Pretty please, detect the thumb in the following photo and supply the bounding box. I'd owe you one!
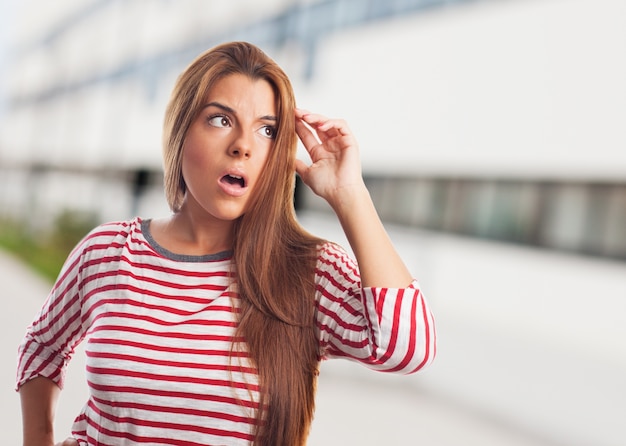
[294,159,309,180]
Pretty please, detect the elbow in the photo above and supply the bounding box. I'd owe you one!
[406,342,436,375]
[366,330,437,375]
[407,319,437,374]
[388,321,437,375]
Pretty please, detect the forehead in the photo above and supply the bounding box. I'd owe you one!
[204,73,277,114]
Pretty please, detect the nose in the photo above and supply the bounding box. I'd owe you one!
[228,128,252,159]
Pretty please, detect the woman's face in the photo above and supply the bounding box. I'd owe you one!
[181,73,277,222]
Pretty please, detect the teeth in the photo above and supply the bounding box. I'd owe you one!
[223,174,245,187]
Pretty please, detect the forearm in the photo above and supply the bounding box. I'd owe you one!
[330,181,413,288]
[19,376,60,446]
[294,109,414,288]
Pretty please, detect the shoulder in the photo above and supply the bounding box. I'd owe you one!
[80,218,140,246]
[316,241,352,264]
[70,217,144,259]
[51,218,145,287]
[315,241,360,284]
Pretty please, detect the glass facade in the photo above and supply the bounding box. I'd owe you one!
[346,176,626,261]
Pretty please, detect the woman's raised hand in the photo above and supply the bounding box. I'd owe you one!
[294,108,366,210]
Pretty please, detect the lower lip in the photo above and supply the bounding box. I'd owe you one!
[218,178,248,197]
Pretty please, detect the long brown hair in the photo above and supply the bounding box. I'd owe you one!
[163,41,323,445]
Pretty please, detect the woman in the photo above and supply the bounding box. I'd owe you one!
[17,41,436,446]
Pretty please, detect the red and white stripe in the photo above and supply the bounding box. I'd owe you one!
[17,218,436,445]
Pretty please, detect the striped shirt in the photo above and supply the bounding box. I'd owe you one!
[16,218,436,445]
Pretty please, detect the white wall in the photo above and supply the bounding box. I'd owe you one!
[3,0,625,180]
[294,0,626,180]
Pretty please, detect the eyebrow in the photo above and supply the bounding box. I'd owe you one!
[203,101,277,122]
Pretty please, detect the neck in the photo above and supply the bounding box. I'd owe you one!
[154,206,235,256]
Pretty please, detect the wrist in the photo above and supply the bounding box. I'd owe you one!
[327,181,371,215]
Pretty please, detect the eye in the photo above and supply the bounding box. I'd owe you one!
[208,115,230,128]
[259,125,276,139]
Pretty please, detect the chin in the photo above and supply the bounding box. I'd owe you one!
[213,208,246,222]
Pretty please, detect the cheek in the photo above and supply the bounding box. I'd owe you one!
[255,146,273,175]
[181,147,210,189]
[182,140,206,166]
[182,136,220,180]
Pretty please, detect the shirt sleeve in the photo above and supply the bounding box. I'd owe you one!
[15,234,91,391]
[314,242,436,374]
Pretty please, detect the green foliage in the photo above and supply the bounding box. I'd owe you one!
[51,209,99,256]
[0,209,99,282]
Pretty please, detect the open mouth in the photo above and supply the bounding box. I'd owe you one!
[221,174,246,188]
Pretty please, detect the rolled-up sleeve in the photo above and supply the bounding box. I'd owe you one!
[16,240,87,391]
[314,242,436,374]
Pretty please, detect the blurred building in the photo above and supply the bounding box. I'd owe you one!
[1,1,625,445]
[1,0,625,260]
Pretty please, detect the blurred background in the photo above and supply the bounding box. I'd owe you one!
[1,0,625,445]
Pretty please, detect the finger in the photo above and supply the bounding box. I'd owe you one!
[295,109,354,147]
[294,107,311,119]
[297,112,347,133]
[295,118,321,152]
[301,115,351,143]
[294,158,309,179]
[316,118,351,137]
[298,112,332,133]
